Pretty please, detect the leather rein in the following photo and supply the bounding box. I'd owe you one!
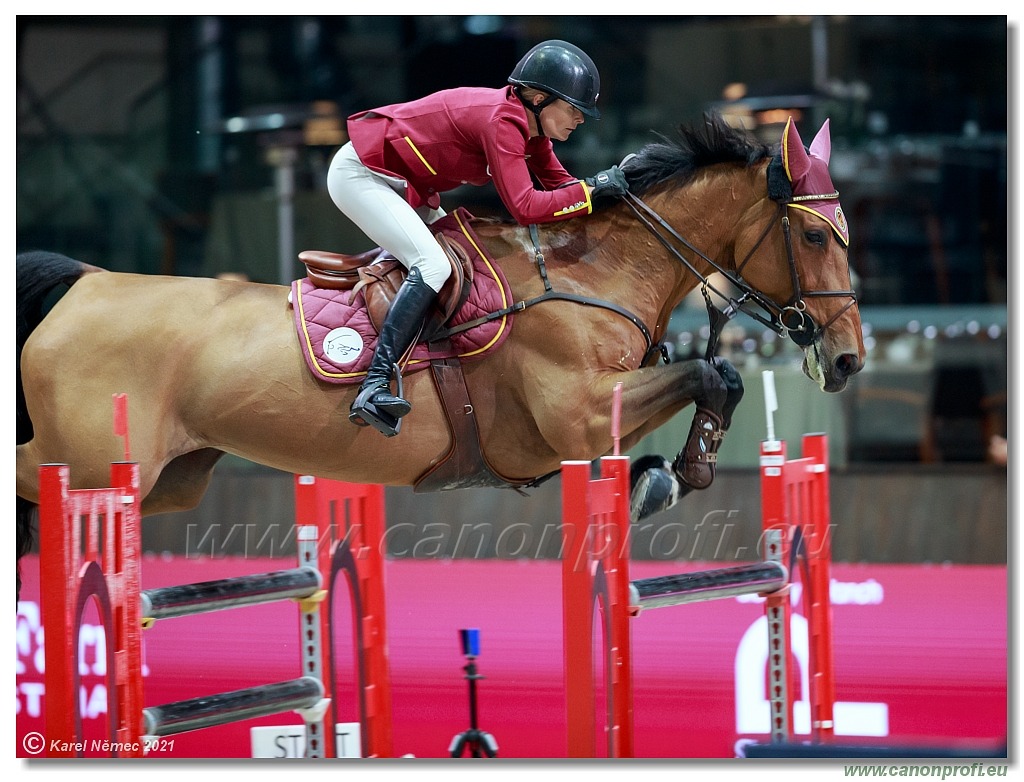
[430,224,666,365]
[621,186,858,359]
[432,162,857,365]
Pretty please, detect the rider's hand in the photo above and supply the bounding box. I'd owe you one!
[583,165,629,198]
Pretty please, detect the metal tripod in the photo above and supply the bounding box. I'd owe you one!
[448,628,498,758]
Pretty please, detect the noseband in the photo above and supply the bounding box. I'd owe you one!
[621,183,858,358]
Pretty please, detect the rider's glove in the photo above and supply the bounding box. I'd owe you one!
[583,165,629,199]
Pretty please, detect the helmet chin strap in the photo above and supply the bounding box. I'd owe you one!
[514,86,556,138]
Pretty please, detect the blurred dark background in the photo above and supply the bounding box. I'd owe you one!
[16,16,1007,294]
[16,16,1009,561]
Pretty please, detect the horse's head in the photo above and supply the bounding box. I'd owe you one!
[617,113,864,392]
[732,117,865,392]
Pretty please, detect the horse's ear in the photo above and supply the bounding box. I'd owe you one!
[783,117,833,184]
[781,116,810,184]
[808,118,832,165]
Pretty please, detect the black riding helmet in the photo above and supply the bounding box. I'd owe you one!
[508,40,601,124]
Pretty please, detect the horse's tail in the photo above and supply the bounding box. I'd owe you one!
[16,251,98,597]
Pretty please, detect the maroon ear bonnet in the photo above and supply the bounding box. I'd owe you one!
[782,117,849,246]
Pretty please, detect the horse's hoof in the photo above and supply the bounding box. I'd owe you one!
[629,455,680,522]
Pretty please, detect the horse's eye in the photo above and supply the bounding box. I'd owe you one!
[805,230,826,246]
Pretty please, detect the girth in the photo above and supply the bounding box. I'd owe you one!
[414,343,555,494]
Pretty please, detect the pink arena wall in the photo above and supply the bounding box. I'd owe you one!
[16,555,1006,759]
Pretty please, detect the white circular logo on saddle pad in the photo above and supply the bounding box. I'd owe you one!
[323,327,364,364]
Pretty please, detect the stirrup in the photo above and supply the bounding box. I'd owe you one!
[349,398,403,437]
[348,367,407,437]
[672,407,725,490]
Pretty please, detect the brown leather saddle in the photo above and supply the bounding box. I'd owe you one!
[299,234,473,338]
[298,231,532,494]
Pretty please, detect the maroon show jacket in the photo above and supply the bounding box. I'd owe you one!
[346,86,593,224]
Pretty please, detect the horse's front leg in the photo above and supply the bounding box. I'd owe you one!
[672,356,744,489]
[616,357,744,521]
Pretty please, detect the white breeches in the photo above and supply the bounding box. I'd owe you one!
[327,142,452,293]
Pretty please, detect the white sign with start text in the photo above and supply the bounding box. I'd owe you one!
[251,723,361,758]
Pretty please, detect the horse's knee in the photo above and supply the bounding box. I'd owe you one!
[686,357,745,426]
[691,359,729,413]
[710,357,744,429]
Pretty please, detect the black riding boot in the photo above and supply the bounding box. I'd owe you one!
[349,266,437,436]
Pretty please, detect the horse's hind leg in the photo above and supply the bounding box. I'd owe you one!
[15,436,144,602]
[14,443,224,599]
[16,441,225,517]
[16,496,37,602]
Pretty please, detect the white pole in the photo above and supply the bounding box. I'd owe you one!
[269,146,298,286]
[611,382,623,456]
[762,369,779,446]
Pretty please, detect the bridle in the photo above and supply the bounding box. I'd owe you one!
[433,156,858,368]
[621,171,858,360]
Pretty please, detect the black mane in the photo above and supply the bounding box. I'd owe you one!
[620,112,775,198]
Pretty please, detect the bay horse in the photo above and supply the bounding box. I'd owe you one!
[16,113,864,595]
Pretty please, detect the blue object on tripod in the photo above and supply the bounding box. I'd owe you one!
[460,628,481,657]
[449,628,498,757]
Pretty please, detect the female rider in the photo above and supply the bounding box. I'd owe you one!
[327,39,628,437]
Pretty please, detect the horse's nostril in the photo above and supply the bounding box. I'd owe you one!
[834,352,862,378]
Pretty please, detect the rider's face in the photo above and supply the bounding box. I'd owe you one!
[537,98,585,141]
